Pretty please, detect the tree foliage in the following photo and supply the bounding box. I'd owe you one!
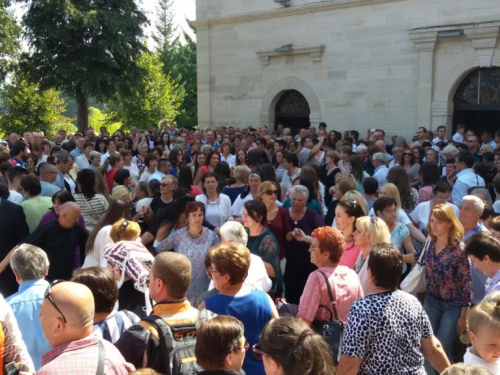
[106,51,184,130]
[19,0,148,132]
[0,0,21,82]
[0,76,75,137]
[154,0,197,128]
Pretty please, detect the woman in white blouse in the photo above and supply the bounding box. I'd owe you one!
[220,141,236,168]
[195,171,232,232]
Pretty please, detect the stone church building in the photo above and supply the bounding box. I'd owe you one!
[192,0,500,140]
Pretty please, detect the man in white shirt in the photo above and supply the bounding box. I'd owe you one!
[147,158,170,183]
[280,152,301,194]
[8,166,28,204]
[414,127,427,145]
[432,125,448,144]
[74,142,95,170]
[452,151,485,207]
[372,153,389,190]
[481,130,497,150]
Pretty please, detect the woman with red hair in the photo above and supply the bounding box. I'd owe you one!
[296,226,363,324]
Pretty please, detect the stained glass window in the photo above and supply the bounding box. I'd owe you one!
[454,68,500,109]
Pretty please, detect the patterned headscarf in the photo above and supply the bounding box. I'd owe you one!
[103,240,154,314]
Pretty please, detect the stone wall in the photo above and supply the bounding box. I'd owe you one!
[193,0,500,140]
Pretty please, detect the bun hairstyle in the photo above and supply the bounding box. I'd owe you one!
[259,317,335,375]
[461,291,500,345]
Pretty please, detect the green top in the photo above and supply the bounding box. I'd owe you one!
[21,197,53,233]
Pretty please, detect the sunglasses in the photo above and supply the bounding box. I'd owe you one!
[403,153,412,156]
[264,190,279,196]
[44,280,68,323]
[160,183,175,187]
[253,343,267,360]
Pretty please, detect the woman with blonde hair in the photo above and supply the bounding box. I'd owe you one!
[341,190,368,215]
[353,216,391,292]
[403,204,471,366]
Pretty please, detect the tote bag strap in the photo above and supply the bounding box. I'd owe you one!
[417,236,432,266]
[318,271,340,322]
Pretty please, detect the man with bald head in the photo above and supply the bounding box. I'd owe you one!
[0,203,88,282]
[38,281,134,374]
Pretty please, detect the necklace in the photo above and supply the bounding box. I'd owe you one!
[291,208,305,225]
[186,226,203,239]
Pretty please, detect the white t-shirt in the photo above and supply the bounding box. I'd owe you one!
[82,225,113,268]
[464,347,500,374]
[410,201,459,231]
[8,190,24,204]
[494,200,500,214]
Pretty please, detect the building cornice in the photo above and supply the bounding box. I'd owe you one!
[256,45,325,66]
[191,0,403,28]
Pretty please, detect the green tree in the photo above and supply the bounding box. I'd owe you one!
[0,76,74,137]
[19,0,148,132]
[106,51,184,130]
[0,0,21,82]
[154,0,197,128]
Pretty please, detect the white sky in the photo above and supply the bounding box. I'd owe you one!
[140,0,197,43]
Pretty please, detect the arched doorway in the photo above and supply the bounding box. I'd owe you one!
[453,67,500,135]
[274,90,310,134]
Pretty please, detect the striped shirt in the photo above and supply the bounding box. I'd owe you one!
[73,193,109,233]
[93,310,140,344]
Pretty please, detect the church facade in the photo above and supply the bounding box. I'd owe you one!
[192,0,500,139]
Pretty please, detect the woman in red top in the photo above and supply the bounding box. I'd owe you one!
[256,181,290,297]
[194,151,220,186]
[105,154,124,191]
[334,200,365,269]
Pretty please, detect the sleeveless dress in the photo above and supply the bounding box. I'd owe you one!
[205,290,272,375]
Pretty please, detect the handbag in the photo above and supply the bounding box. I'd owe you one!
[311,271,344,364]
[400,236,431,294]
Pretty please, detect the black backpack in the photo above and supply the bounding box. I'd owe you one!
[142,309,215,375]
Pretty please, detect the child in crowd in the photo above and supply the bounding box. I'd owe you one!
[463,292,500,374]
[453,123,466,143]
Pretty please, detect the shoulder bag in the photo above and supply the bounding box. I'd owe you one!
[311,271,344,364]
[400,236,431,294]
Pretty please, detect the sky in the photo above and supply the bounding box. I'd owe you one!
[140,0,197,43]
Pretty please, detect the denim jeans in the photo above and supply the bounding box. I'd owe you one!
[423,294,461,374]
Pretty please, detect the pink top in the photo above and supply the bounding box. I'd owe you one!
[297,266,363,324]
[338,242,361,269]
[418,185,433,203]
[190,185,202,198]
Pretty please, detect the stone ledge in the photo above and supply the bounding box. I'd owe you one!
[256,45,325,66]
[191,0,404,28]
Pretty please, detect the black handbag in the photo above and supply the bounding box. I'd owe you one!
[311,271,344,364]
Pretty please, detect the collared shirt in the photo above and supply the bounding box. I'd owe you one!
[147,170,166,183]
[52,169,66,191]
[38,334,134,375]
[201,140,220,152]
[280,168,301,194]
[373,165,389,190]
[432,136,448,145]
[69,148,84,159]
[483,140,497,149]
[486,269,500,296]
[452,168,485,207]
[465,223,490,304]
[40,182,61,198]
[6,279,51,370]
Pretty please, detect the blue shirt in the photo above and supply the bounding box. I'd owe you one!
[6,279,51,370]
[147,170,166,183]
[40,182,61,198]
[70,148,84,159]
[452,168,485,207]
[464,223,490,304]
[373,165,389,189]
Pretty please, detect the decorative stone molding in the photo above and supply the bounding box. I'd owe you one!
[408,31,438,52]
[192,0,403,28]
[256,45,325,67]
[464,26,499,67]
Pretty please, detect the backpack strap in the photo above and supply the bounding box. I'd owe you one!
[141,315,172,373]
[195,309,217,330]
[96,340,105,375]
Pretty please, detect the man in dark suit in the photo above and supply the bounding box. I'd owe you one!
[0,179,29,297]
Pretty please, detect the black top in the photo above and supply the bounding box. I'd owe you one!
[118,279,147,318]
[149,197,173,221]
[20,219,88,281]
[321,165,341,207]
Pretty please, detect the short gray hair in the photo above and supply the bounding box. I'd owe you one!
[89,151,100,160]
[10,244,49,280]
[372,152,389,165]
[57,151,70,164]
[138,142,148,150]
[462,195,485,212]
[355,144,367,153]
[233,165,251,182]
[471,188,493,205]
[290,185,309,201]
[220,221,248,246]
[442,145,459,158]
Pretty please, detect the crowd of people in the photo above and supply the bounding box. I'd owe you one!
[0,121,500,375]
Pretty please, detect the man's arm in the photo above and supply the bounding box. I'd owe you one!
[307,137,325,159]
[421,336,450,373]
[336,355,362,375]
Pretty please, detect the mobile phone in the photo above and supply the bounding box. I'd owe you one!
[370,128,376,133]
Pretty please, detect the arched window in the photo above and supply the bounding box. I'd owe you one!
[274,90,310,133]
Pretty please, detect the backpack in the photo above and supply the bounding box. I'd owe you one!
[142,309,215,375]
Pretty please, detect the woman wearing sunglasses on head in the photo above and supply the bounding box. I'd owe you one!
[254,316,335,375]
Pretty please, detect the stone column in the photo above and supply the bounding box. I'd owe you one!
[196,20,212,129]
[409,31,438,130]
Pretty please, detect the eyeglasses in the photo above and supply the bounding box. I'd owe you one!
[403,153,412,156]
[253,343,268,360]
[160,183,175,187]
[207,267,220,274]
[382,209,398,215]
[264,190,279,196]
[44,280,68,323]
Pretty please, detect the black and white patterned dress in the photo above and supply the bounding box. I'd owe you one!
[342,290,432,374]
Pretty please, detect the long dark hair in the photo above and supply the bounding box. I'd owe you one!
[214,161,232,191]
[387,166,414,212]
[76,169,96,200]
[347,155,366,182]
[260,163,282,201]
[156,196,194,238]
[178,165,194,190]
